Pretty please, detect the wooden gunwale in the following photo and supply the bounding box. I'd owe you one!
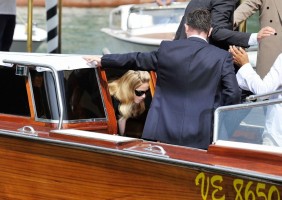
[1,128,282,185]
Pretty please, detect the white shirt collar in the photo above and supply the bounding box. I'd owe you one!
[188,35,208,43]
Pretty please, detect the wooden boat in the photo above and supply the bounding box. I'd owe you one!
[10,24,47,52]
[0,51,281,199]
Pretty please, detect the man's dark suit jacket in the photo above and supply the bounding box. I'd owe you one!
[102,37,240,149]
[175,0,251,50]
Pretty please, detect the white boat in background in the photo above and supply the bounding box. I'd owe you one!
[101,2,189,51]
[10,23,47,52]
[101,2,258,67]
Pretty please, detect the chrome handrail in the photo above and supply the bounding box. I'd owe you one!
[246,89,282,102]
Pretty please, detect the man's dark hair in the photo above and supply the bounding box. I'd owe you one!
[186,9,211,33]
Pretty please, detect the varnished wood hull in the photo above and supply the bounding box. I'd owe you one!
[1,132,281,200]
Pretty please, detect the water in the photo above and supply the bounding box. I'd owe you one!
[17,6,259,55]
[17,6,148,55]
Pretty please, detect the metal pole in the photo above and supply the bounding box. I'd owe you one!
[27,0,33,52]
[58,0,62,53]
[45,0,59,53]
[238,0,247,32]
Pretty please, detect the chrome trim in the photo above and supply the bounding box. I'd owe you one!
[246,89,282,101]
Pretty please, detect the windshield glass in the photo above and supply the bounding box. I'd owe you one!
[214,98,282,150]
[128,7,184,29]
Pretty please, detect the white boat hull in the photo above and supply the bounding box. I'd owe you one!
[10,24,47,52]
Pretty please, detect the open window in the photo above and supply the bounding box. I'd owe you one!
[62,68,107,121]
[104,68,155,138]
[0,65,30,116]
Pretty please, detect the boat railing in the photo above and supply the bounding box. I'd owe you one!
[246,89,282,102]
[213,90,282,151]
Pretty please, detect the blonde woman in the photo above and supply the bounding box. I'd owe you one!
[108,70,151,135]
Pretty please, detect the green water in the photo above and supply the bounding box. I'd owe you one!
[246,12,260,33]
[17,7,260,55]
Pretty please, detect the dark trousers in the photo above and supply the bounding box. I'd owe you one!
[0,14,16,51]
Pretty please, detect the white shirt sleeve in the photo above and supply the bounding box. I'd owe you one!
[248,33,258,46]
[236,54,282,94]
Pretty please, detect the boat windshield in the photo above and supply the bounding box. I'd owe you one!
[214,95,282,151]
[128,7,184,29]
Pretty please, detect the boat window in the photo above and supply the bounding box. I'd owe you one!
[30,70,53,119]
[0,65,30,116]
[110,10,122,30]
[104,69,152,138]
[128,7,184,29]
[63,68,106,121]
[213,97,282,150]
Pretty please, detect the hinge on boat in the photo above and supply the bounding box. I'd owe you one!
[18,126,37,136]
[124,143,169,158]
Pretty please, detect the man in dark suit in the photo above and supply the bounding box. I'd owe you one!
[175,0,255,50]
[84,9,240,149]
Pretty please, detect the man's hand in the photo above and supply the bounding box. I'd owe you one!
[229,45,249,67]
[83,56,102,68]
[257,26,276,43]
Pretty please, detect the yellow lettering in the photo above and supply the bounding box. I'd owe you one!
[195,172,209,200]
[233,179,244,200]
[195,173,281,200]
[244,181,255,200]
[268,185,280,200]
[256,183,267,200]
[211,175,225,200]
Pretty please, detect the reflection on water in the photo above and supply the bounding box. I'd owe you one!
[17,7,259,55]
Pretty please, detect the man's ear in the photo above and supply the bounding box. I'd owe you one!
[184,24,189,36]
[208,27,213,37]
[185,24,189,34]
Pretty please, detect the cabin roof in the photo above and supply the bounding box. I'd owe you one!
[0,52,96,71]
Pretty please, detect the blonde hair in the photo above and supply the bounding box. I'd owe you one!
[109,70,151,119]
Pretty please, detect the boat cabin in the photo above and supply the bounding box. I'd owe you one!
[0,52,281,199]
[110,3,187,36]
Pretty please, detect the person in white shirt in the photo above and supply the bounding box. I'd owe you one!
[0,0,16,51]
[230,45,282,146]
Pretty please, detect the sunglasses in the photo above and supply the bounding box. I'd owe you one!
[135,89,149,97]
